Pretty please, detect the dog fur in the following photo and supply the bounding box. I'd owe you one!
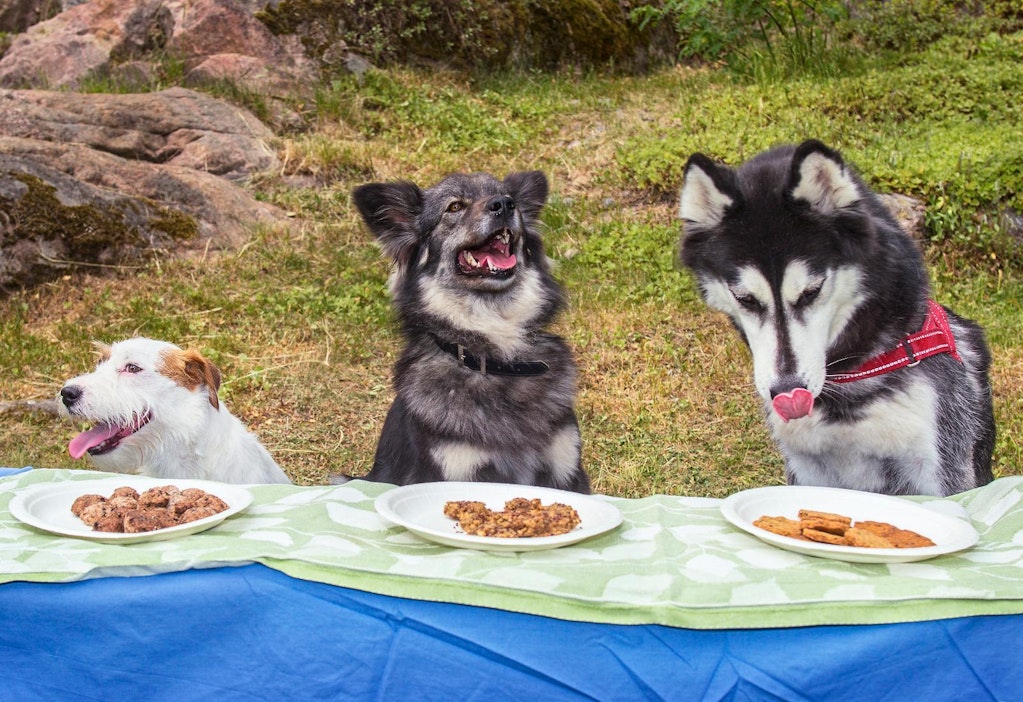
[678,139,995,496]
[351,170,590,493]
[58,337,290,484]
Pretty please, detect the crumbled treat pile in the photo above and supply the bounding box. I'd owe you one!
[753,509,936,548]
[70,485,230,533]
[443,497,581,538]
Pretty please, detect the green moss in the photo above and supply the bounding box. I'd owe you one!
[3,172,197,258]
[147,206,200,242]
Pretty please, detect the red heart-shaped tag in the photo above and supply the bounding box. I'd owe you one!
[772,388,814,422]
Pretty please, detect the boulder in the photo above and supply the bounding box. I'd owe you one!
[0,87,279,180]
[0,0,174,88]
[0,135,288,294]
[1,148,195,293]
[0,0,314,96]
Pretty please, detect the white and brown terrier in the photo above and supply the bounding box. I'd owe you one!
[58,337,290,484]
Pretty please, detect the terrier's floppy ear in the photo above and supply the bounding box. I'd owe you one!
[162,348,222,410]
[787,139,862,215]
[352,181,424,274]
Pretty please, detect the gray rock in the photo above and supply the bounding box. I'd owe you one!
[0,87,279,180]
[1,136,288,294]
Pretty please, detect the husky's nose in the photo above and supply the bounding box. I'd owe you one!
[488,195,515,218]
[60,385,82,408]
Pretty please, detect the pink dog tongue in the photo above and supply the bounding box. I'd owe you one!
[68,423,121,459]
[772,388,815,422]
[475,239,516,270]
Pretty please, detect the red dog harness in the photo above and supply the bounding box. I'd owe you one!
[826,300,962,384]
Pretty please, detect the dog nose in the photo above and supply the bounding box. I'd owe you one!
[60,385,82,407]
[487,195,515,217]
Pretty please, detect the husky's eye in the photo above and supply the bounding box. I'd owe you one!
[733,293,764,313]
[123,363,143,374]
[445,201,465,213]
[795,283,823,309]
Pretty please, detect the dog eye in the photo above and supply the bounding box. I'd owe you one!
[795,284,823,308]
[733,293,764,313]
[123,363,143,374]
[445,201,465,213]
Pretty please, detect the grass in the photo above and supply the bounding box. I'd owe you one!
[2,37,1022,498]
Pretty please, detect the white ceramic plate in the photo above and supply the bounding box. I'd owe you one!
[9,476,253,544]
[721,485,979,563]
[375,482,623,552]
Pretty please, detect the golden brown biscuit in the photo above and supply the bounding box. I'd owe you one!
[799,516,850,535]
[753,510,936,549]
[798,510,852,527]
[844,527,894,548]
[801,528,848,545]
[753,515,807,540]
[854,521,935,548]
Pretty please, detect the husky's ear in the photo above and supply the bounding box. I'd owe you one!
[787,140,862,215]
[351,181,423,267]
[504,171,549,220]
[679,154,736,229]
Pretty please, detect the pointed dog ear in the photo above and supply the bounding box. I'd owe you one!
[351,181,423,271]
[503,170,549,220]
[787,139,863,214]
[679,153,737,231]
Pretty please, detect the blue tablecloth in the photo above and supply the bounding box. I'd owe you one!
[2,466,1021,701]
[2,563,1021,702]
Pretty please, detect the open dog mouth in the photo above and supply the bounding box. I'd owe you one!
[457,229,517,277]
[68,410,153,459]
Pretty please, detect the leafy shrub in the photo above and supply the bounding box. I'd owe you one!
[630,0,851,79]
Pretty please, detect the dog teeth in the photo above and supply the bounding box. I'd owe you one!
[498,231,509,244]
[465,252,480,267]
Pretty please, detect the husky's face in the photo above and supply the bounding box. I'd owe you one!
[679,140,873,420]
[699,259,863,403]
[353,171,559,350]
[58,338,221,468]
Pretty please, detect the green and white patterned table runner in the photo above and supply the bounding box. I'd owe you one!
[2,469,1022,629]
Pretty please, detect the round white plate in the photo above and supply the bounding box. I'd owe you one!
[9,476,253,544]
[375,482,623,553]
[721,485,979,563]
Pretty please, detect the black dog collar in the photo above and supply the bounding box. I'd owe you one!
[431,335,550,377]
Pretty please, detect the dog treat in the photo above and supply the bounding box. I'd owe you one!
[71,485,229,533]
[444,497,581,538]
[753,510,935,548]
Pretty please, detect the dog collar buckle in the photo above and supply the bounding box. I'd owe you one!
[433,335,547,377]
[902,339,919,368]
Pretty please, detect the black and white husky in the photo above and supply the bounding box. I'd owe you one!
[351,170,590,493]
[678,139,995,496]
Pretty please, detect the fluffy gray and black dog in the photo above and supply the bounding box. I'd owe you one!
[352,170,590,493]
[678,139,995,496]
